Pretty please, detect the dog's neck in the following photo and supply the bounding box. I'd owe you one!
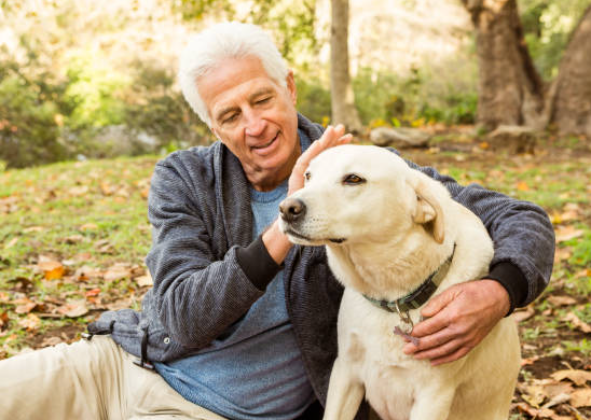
[326,231,454,302]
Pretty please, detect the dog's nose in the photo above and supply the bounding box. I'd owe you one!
[279,197,306,223]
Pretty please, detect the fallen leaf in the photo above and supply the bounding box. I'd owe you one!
[38,260,65,280]
[554,247,573,264]
[547,295,577,307]
[104,264,133,282]
[521,356,540,366]
[0,311,9,330]
[18,313,41,332]
[100,182,113,196]
[541,392,571,409]
[562,312,591,333]
[74,266,102,281]
[516,181,530,191]
[551,369,591,386]
[515,402,555,418]
[15,300,37,314]
[40,336,63,348]
[135,273,153,287]
[84,288,101,298]
[513,306,535,323]
[555,225,585,243]
[522,384,547,407]
[23,226,44,233]
[57,301,88,318]
[72,252,92,262]
[68,185,89,196]
[62,235,84,244]
[542,382,574,401]
[571,388,591,407]
[79,223,98,232]
[5,237,19,249]
[95,239,115,254]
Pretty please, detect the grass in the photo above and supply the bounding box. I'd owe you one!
[0,155,158,355]
[1,144,591,418]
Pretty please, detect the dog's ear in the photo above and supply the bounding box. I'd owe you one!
[411,180,445,244]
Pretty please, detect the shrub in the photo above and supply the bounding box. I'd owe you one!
[0,62,69,168]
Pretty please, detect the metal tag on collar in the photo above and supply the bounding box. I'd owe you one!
[394,301,414,334]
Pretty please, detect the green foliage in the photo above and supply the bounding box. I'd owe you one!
[351,67,477,127]
[174,0,318,66]
[520,0,591,79]
[562,338,591,356]
[0,51,69,168]
[293,75,331,125]
[64,51,130,130]
[0,35,213,168]
[121,60,212,154]
[172,0,235,21]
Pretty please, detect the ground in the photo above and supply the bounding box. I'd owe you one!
[1,128,590,419]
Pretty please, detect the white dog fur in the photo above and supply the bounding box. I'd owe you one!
[279,145,520,420]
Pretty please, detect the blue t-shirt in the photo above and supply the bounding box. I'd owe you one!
[155,131,314,420]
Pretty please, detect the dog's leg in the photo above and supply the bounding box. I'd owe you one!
[409,386,455,420]
[323,357,365,420]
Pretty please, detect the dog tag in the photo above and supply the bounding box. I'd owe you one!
[393,326,419,346]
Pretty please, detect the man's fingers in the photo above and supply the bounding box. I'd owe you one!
[410,316,443,338]
[288,125,352,194]
[403,327,454,355]
[411,338,465,361]
[420,287,459,319]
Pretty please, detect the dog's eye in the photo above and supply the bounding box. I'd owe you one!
[304,171,311,182]
[343,174,365,185]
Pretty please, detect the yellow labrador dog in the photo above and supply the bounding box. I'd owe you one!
[279,145,520,420]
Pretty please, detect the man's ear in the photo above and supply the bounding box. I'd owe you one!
[211,127,222,142]
[286,70,297,105]
[410,180,445,244]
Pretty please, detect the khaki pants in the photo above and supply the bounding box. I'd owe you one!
[0,336,228,420]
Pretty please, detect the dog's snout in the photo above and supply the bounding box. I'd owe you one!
[279,197,306,223]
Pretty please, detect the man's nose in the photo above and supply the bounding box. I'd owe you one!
[279,198,307,223]
[244,110,266,137]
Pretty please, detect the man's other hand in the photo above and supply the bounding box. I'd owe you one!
[402,280,511,366]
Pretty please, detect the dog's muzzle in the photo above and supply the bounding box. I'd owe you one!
[279,197,306,224]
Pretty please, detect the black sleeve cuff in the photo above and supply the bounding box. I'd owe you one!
[235,235,282,291]
[483,262,528,316]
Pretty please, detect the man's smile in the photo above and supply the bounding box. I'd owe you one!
[251,133,279,155]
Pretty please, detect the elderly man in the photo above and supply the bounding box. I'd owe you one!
[0,22,553,420]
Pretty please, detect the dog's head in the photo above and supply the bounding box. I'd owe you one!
[279,145,446,247]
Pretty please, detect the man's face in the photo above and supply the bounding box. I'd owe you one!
[197,56,300,191]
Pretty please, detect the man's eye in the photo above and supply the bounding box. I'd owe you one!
[343,174,365,185]
[257,97,271,105]
[223,114,239,125]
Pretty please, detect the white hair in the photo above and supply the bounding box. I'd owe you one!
[179,22,289,126]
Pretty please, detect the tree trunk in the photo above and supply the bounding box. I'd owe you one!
[330,0,362,133]
[551,5,591,138]
[462,0,545,130]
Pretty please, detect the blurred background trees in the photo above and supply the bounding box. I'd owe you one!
[0,0,589,168]
[461,0,591,136]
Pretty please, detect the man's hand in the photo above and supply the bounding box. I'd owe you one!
[288,124,352,195]
[264,125,352,265]
[402,280,511,366]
